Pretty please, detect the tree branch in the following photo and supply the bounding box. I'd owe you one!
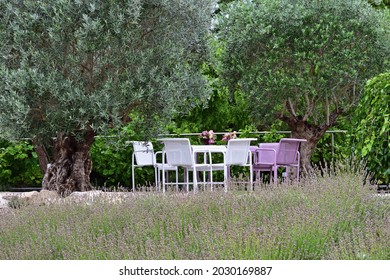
[287,97,297,118]
[319,108,344,132]
[303,91,315,121]
[120,101,144,124]
[276,110,295,127]
[325,96,330,126]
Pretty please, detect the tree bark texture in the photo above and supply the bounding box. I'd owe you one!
[278,107,344,172]
[32,139,50,175]
[42,130,94,196]
[283,118,326,172]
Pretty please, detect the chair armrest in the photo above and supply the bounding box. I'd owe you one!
[154,150,163,165]
[253,147,277,164]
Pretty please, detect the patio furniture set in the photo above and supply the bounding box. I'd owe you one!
[131,138,307,193]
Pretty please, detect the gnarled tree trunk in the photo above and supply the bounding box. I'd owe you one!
[32,139,50,175]
[279,106,343,174]
[287,120,326,173]
[42,130,95,196]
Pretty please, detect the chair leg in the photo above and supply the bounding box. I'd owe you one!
[132,166,135,192]
[210,169,214,192]
[162,167,166,193]
[185,168,189,192]
[175,168,179,192]
[154,167,158,192]
[285,166,290,182]
[202,170,206,191]
[250,165,253,191]
[224,165,230,192]
[273,166,278,185]
[193,168,198,194]
[159,169,163,191]
[165,171,169,190]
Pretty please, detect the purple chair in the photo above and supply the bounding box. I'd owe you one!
[252,143,278,184]
[253,138,307,184]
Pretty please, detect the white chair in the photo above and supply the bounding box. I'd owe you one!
[131,141,178,192]
[210,138,256,191]
[158,138,213,193]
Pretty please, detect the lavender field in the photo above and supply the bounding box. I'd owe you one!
[0,170,389,260]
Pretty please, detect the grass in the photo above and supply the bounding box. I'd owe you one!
[0,169,389,260]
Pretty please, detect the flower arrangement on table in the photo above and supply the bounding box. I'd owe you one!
[222,131,237,142]
[199,130,215,145]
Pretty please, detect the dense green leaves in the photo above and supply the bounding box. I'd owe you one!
[0,139,42,189]
[215,0,390,125]
[0,0,213,142]
[353,72,390,184]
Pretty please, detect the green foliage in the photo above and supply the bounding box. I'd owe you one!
[0,0,213,143]
[91,136,155,188]
[215,0,390,126]
[90,137,131,188]
[257,121,287,143]
[353,72,390,184]
[171,64,253,134]
[369,0,390,9]
[90,121,166,188]
[311,130,350,166]
[237,124,258,139]
[0,139,42,188]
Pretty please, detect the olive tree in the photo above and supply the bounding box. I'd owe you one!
[0,0,213,194]
[214,0,389,169]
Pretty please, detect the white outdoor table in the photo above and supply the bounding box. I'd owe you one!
[191,145,227,154]
[191,145,226,187]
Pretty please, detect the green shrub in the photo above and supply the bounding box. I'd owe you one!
[353,72,390,184]
[91,136,155,189]
[0,139,42,188]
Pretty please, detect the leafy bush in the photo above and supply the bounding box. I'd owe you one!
[0,139,42,188]
[311,129,350,167]
[91,136,156,189]
[353,72,390,184]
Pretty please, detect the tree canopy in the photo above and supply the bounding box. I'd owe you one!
[0,0,214,193]
[0,0,213,142]
[214,0,390,167]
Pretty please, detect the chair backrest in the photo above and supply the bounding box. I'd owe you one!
[276,138,306,165]
[225,139,255,165]
[256,143,279,165]
[132,141,155,166]
[159,138,194,167]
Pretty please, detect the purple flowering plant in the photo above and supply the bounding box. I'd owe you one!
[222,131,237,142]
[199,130,215,145]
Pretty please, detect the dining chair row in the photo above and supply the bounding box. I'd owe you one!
[130,137,306,192]
[159,138,256,193]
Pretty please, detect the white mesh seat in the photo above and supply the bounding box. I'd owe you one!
[158,138,213,193]
[209,138,256,191]
[131,141,178,191]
